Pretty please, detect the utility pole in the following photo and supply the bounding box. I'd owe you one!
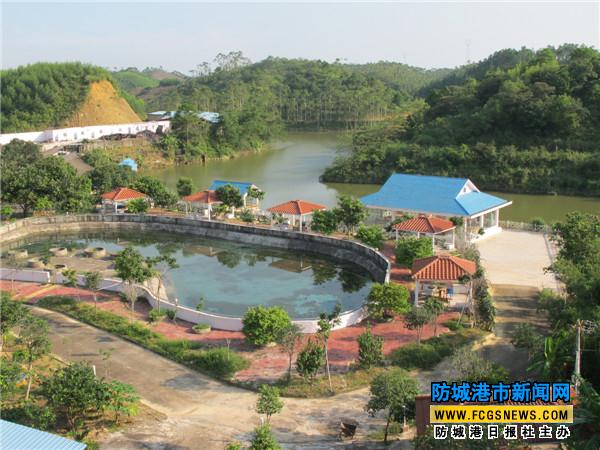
[574,319,581,394]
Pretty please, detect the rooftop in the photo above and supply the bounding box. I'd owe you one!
[394,215,455,234]
[267,200,326,216]
[100,187,147,202]
[411,255,477,281]
[182,189,220,204]
[361,173,511,217]
[0,420,86,450]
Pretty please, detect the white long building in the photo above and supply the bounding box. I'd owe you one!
[0,120,171,146]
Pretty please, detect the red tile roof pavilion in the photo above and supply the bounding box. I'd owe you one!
[412,255,477,281]
[394,215,455,234]
[182,190,220,204]
[267,200,326,216]
[100,187,147,202]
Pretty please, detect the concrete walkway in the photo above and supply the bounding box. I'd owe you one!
[477,230,559,290]
[30,307,386,449]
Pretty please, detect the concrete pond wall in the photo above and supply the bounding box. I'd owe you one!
[0,215,390,332]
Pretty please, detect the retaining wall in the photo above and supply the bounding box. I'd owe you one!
[0,215,390,332]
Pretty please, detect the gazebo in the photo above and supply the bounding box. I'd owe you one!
[181,190,221,219]
[394,215,456,250]
[100,187,148,213]
[267,200,326,231]
[411,255,477,305]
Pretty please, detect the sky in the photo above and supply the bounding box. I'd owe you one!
[2,2,599,73]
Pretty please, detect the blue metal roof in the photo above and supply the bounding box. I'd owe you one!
[209,180,255,194]
[0,420,86,450]
[118,158,138,171]
[360,173,510,217]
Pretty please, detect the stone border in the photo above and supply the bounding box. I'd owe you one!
[0,215,390,332]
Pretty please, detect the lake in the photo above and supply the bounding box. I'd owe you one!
[145,132,600,223]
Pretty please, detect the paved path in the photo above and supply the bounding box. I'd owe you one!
[477,230,559,290]
[30,307,387,449]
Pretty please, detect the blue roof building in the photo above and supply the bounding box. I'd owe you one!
[0,420,86,450]
[361,173,512,241]
[118,158,138,172]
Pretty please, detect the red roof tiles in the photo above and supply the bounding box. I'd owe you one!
[100,187,147,202]
[267,200,326,216]
[412,255,477,281]
[394,215,455,234]
[182,190,220,204]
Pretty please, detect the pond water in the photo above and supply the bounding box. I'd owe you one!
[16,231,373,319]
[145,132,600,222]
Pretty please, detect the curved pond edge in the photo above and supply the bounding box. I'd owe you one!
[0,214,390,332]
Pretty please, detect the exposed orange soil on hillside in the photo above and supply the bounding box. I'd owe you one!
[63,79,141,127]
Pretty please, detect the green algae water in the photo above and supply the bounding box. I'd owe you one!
[145,132,600,222]
[15,231,373,319]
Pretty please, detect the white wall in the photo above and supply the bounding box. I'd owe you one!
[0,121,171,146]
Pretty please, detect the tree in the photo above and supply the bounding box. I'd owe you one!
[145,255,179,312]
[276,323,303,379]
[365,283,411,321]
[424,297,446,337]
[0,292,27,352]
[333,195,367,235]
[131,175,178,208]
[356,225,385,249]
[357,327,384,369]
[126,197,149,213]
[395,236,433,267]
[15,315,51,400]
[404,307,432,344]
[176,177,194,197]
[296,339,325,384]
[114,247,153,318]
[242,305,292,346]
[247,187,265,208]
[84,271,102,311]
[256,384,283,424]
[317,302,341,392]
[42,363,111,431]
[250,424,281,450]
[62,269,78,287]
[216,184,244,212]
[105,380,140,425]
[366,369,419,443]
[449,347,508,383]
[310,209,339,235]
[0,357,23,399]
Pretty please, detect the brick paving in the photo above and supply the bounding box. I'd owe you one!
[2,280,457,383]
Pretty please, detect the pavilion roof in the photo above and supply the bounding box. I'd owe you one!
[394,215,455,234]
[411,255,477,281]
[100,187,147,202]
[182,190,220,204]
[267,200,327,216]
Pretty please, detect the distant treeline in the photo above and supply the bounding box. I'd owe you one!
[322,45,600,196]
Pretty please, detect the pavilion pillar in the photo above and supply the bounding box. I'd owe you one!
[395,229,398,241]
[495,209,499,227]
[299,214,303,232]
[414,280,420,306]
[431,234,435,251]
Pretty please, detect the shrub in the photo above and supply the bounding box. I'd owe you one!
[449,347,508,383]
[443,318,464,331]
[2,401,56,431]
[256,384,283,423]
[390,343,441,370]
[296,339,325,383]
[239,209,254,223]
[531,217,546,231]
[366,283,411,321]
[395,236,433,267]
[250,424,282,450]
[148,309,166,323]
[356,225,385,249]
[165,309,176,321]
[511,323,544,358]
[192,348,249,379]
[126,198,149,214]
[310,210,339,235]
[475,295,496,331]
[192,323,211,333]
[242,306,291,346]
[357,328,384,368]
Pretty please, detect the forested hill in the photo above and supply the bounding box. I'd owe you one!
[0,62,142,133]
[323,45,600,196]
[136,56,448,129]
